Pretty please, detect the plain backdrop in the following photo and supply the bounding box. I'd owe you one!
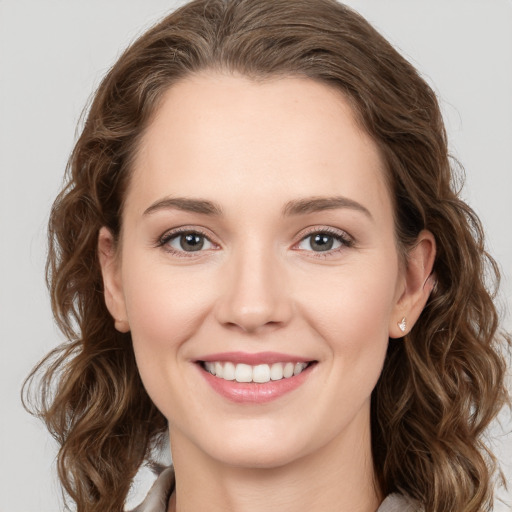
[1,1,511,511]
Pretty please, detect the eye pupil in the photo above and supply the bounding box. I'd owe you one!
[180,233,204,251]
[311,233,334,251]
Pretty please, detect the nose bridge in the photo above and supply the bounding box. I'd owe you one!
[216,237,291,332]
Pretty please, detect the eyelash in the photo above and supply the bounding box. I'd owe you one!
[156,226,354,258]
[294,226,354,258]
[157,227,217,257]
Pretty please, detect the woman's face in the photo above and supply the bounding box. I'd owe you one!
[100,73,430,469]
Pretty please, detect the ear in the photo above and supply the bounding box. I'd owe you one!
[389,230,436,338]
[98,227,130,333]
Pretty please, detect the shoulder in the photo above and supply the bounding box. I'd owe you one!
[378,493,422,512]
[128,467,175,512]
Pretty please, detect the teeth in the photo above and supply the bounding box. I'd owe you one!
[204,362,215,375]
[203,361,309,383]
[223,361,235,381]
[293,362,305,376]
[253,364,271,383]
[235,363,253,383]
[283,362,294,378]
[215,362,224,378]
[270,363,283,381]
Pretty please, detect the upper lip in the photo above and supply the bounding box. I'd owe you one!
[196,351,314,365]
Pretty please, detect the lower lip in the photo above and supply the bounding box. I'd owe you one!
[198,364,314,404]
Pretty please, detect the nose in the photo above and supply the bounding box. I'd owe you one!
[214,245,293,334]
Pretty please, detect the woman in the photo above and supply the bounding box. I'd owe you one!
[23,0,510,511]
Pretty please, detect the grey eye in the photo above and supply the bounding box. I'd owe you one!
[168,232,213,252]
[298,233,343,252]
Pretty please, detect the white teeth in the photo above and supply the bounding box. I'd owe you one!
[223,361,236,381]
[204,362,215,375]
[294,362,307,376]
[270,363,283,381]
[235,363,253,382]
[253,364,271,383]
[283,362,294,378]
[203,361,310,383]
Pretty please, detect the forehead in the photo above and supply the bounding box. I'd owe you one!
[127,72,391,218]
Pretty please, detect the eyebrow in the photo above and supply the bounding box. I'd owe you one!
[143,195,372,219]
[282,196,373,219]
[143,197,223,216]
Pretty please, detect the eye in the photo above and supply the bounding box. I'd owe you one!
[297,230,352,253]
[162,230,215,253]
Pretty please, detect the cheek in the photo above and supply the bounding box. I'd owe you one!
[120,257,215,382]
[301,259,398,338]
[121,263,220,424]
[297,258,399,387]
[123,253,211,331]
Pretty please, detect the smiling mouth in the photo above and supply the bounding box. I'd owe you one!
[198,361,316,384]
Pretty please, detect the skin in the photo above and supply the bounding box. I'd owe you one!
[99,73,435,512]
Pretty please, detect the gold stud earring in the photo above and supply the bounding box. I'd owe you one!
[398,317,407,333]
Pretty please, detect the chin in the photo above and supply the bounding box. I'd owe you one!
[198,424,315,470]
[213,445,305,470]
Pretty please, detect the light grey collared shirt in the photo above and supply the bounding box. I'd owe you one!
[129,467,421,512]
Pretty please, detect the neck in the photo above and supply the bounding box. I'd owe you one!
[167,408,382,512]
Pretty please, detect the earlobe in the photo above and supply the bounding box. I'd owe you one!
[389,230,436,339]
[98,227,130,333]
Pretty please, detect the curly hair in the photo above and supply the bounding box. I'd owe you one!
[23,1,510,511]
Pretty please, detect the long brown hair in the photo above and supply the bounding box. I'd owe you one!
[23,1,510,511]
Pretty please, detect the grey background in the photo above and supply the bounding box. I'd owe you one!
[1,1,510,510]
